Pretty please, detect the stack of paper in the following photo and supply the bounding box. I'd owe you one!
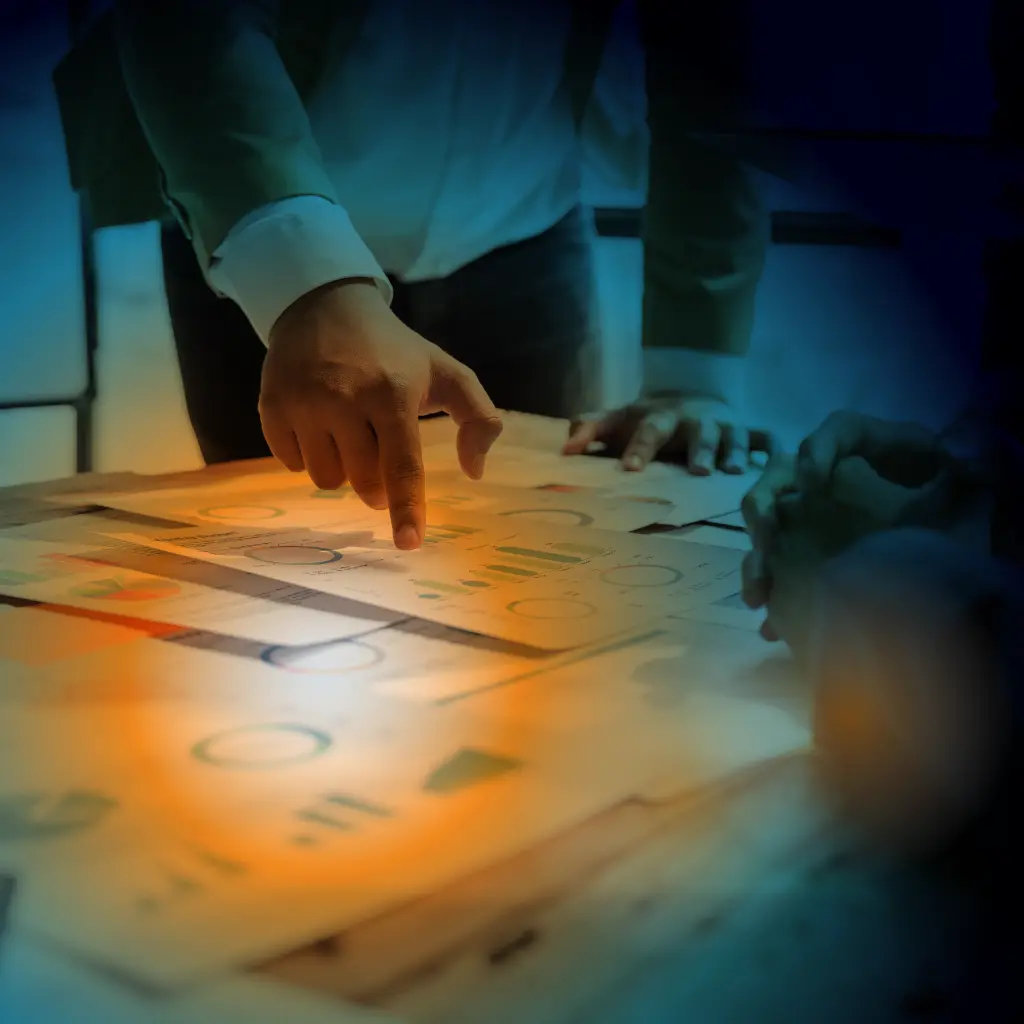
[0,435,807,1017]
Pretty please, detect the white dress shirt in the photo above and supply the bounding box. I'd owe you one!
[206,0,744,407]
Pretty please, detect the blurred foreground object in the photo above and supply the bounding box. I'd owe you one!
[807,529,1022,858]
[740,406,1021,858]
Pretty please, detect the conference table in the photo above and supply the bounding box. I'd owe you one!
[0,413,975,1023]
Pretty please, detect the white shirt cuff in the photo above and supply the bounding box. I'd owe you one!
[207,196,393,344]
[642,348,746,409]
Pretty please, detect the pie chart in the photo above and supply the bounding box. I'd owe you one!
[246,546,342,566]
[197,505,285,521]
[507,598,596,620]
[262,639,385,675]
[498,508,595,527]
[69,575,182,602]
[600,565,683,588]
[192,724,333,769]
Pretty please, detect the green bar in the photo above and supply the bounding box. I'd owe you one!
[434,523,478,535]
[472,569,515,584]
[550,542,607,556]
[496,553,553,571]
[485,564,537,577]
[324,794,392,818]
[296,809,354,832]
[496,546,581,564]
[413,579,467,595]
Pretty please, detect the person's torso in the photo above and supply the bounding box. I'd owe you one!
[305,0,582,279]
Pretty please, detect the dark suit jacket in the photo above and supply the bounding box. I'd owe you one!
[55,0,777,357]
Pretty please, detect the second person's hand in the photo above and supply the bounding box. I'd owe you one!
[259,280,504,550]
[563,395,774,475]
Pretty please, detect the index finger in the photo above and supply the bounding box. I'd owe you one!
[562,414,606,456]
[373,408,426,550]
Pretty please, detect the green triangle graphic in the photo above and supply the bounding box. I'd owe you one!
[0,790,118,841]
[422,748,523,795]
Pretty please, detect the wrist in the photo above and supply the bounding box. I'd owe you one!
[210,197,392,345]
[641,347,745,408]
[270,278,393,343]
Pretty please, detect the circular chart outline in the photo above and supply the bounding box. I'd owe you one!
[192,723,332,769]
[261,638,385,676]
[506,597,597,621]
[599,564,684,588]
[498,508,595,527]
[245,545,343,566]
[197,504,287,522]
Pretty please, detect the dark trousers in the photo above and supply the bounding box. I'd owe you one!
[160,207,601,465]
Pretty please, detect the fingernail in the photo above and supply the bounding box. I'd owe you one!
[724,454,745,474]
[623,455,642,471]
[395,524,420,550]
[693,453,713,474]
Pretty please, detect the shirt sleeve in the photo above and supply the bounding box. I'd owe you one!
[637,0,768,406]
[207,195,394,345]
[641,346,746,408]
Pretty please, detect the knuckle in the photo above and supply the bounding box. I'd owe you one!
[821,409,858,440]
[374,372,410,398]
[386,455,424,487]
[796,433,817,461]
[452,363,481,390]
[479,412,504,436]
[374,377,419,416]
[258,392,287,418]
[635,415,673,449]
[633,424,661,448]
[823,409,853,430]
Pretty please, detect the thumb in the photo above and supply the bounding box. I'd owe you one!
[429,350,504,479]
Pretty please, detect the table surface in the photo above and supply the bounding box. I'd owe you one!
[0,413,975,1023]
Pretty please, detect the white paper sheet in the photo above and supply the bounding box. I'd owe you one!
[0,693,677,983]
[2,623,808,987]
[110,511,745,650]
[0,535,400,645]
[77,468,667,535]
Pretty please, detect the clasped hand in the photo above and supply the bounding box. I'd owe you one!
[740,410,985,660]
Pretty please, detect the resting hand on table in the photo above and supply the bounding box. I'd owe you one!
[259,280,504,549]
[562,395,774,476]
